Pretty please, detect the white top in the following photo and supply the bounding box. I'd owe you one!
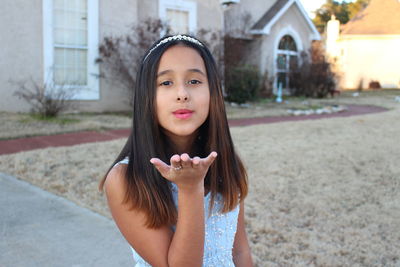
[114,158,240,266]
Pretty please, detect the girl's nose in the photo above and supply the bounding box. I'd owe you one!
[176,86,189,102]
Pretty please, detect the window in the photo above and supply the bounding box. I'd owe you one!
[166,9,189,34]
[53,0,88,86]
[276,35,298,91]
[159,0,197,34]
[43,0,99,100]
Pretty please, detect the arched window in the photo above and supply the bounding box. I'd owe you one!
[276,35,298,91]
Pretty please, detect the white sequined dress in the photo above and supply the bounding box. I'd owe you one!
[115,158,240,267]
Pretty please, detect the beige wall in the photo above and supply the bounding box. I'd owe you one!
[196,0,223,31]
[138,0,158,22]
[100,0,138,37]
[336,35,400,89]
[0,0,44,112]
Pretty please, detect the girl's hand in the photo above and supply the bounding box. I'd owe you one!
[150,152,217,192]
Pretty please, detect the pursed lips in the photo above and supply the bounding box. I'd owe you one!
[172,109,194,119]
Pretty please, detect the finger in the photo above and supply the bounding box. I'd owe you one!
[170,154,182,169]
[150,158,170,175]
[192,156,201,169]
[180,153,191,168]
[202,151,218,167]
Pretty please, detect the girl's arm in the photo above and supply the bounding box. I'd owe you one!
[105,165,173,267]
[167,180,205,266]
[105,152,216,267]
[233,201,253,267]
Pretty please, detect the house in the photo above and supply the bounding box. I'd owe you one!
[326,0,400,89]
[224,0,320,94]
[0,0,318,113]
[0,0,223,113]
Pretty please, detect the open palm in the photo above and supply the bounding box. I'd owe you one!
[150,152,217,191]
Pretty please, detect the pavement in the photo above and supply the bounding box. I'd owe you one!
[0,172,132,267]
[0,104,388,266]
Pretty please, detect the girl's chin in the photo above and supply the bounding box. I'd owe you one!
[162,127,199,139]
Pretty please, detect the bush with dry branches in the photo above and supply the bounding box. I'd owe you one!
[289,41,337,98]
[12,78,76,117]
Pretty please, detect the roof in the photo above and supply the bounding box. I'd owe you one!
[341,0,400,35]
[250,0,320,40]
[251,0,290,31]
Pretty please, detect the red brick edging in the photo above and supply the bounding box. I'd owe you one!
[0,105,388,155]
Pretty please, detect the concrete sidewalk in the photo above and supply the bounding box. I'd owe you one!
[0,172,132,267]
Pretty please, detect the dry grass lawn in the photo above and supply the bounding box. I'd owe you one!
[1,90,399,266]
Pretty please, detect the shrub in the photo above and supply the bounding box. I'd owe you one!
[289,41,337,98]
[369,80,381,89]
[12,78,76,118]
[225,65,261,104]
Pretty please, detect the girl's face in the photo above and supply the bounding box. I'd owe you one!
[155,45,210,143]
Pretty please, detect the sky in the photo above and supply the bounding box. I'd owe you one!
[299,0,355,18]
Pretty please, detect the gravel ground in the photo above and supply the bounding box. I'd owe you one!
[1,90,399,266]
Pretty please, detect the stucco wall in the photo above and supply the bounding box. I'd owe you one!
[100,0,138,37]
[337,36,400,89]
[196,0,223,31]
[0,0,44,112]
[138,0,158,21]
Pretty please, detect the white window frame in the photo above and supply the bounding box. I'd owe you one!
[159,0,197,35]
[43,0,99,100]
[273,26,303,93]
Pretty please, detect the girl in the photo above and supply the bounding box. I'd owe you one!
[100,34,253,266]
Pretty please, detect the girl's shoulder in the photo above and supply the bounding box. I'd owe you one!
[105,157,129,192]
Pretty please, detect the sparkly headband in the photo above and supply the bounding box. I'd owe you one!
[143,34,204,61]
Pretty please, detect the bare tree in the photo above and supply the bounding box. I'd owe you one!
[96,18,170,106]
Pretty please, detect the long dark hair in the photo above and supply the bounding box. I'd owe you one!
[100,35,248,228]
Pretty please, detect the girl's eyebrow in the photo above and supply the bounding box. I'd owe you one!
[188,68,206,77]
[157,69,172,77]
[157,69,206,77]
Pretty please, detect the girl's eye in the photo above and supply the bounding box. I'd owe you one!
[188,80,201,85]
[159,81,172,86]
